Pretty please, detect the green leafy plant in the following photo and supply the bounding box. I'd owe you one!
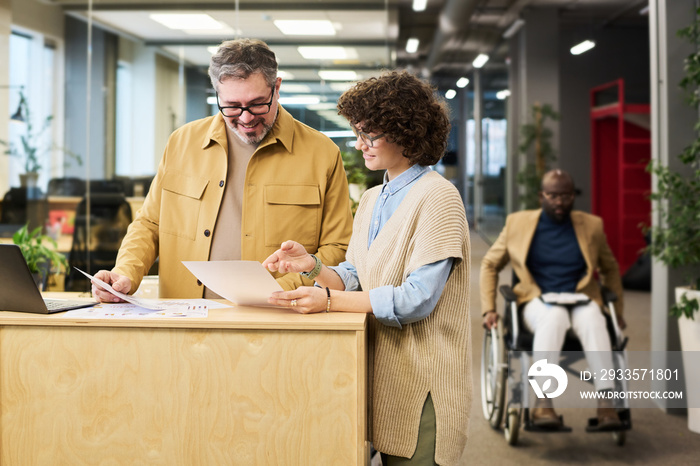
[0,89,82,174]
[645,13,700,319]
[342,149,383,215]
[12,224,68,282]
[516,103,560,210]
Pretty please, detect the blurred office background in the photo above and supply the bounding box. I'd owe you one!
[1,0,698,444]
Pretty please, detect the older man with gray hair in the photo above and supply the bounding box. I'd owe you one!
[93,38,353,300]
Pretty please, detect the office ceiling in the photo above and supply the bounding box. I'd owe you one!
[51,0,648,87]
[42,0,647,131]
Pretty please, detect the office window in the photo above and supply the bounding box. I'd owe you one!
[466,118,507,176]
[5,30,62,191]
[115,62,133,176]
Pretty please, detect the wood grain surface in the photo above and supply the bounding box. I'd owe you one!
[0,324,367,465]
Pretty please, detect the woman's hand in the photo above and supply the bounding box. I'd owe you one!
[262,240,316,274]
[269,286,327,314]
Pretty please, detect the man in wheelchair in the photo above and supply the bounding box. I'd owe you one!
[480,169,625,430]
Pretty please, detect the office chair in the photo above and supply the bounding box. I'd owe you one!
[87,179,127,194]
[47,177,86,197]
[65,193,132,292]
[114,175,154,197]
[0,187,47,231]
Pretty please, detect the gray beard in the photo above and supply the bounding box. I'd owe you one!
[226,119,275,145]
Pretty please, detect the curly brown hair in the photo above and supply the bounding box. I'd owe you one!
[337,70,451,166]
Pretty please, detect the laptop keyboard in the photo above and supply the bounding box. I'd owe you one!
[44,299,94,311]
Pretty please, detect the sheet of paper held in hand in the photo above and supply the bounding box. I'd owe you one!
[182,260,283,307]
[73,267,213,317]
[541,292,591,305]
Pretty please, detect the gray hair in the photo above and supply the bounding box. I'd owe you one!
[208,38,278,90]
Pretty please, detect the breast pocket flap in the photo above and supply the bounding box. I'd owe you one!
[162,172,209,199]
[265,185,320,206]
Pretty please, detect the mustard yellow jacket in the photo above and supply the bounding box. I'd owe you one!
[114,107,353,297]
[480,209,624,318]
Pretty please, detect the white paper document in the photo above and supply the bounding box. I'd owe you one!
[182,260,283,307]
[64,302,209,319]
[75,267,172,310]
[540,292,591,305]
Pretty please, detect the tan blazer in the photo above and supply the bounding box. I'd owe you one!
[480,209,624,318]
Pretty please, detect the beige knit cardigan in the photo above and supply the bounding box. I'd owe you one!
[347,171,472,465]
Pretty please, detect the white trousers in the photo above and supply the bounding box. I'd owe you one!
[523,297,615,391]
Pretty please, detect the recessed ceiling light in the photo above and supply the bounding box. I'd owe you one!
[207,46,219,55]
[150,13,223,30]
[308,103,339,111]
[277,70,295,80]
[298,46,356,60]
[496,90,511,100]
[456,77,469,88]
[274,20,336,36]
[502,19,525,39]
[330,82,355,92]
[445,89,456,99]
[318,70,358,81]
[472,54,489,68]
[279,96,321,105]
[322,130,355,138]
[412,0,428,12]
[406,38,419,54]
[281,83,312,93]
[570,40,595,55]
[206,96,217,105]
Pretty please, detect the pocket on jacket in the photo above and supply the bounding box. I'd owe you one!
[161,171,209,240]
[264,184,320,248]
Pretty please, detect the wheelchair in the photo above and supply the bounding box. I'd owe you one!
[481,285,632,446]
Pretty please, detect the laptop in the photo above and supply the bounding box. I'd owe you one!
[0,244,95,314]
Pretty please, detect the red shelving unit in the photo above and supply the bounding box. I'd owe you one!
[590,79,651,275]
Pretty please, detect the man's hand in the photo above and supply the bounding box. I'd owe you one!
[262,240,315,274]
[483,310,499,330]
[616,314,627,330]
[92,270,132,303]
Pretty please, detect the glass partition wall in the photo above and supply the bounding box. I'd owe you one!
[1,0,397,292]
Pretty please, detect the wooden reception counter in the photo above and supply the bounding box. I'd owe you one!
[0,294,369,465]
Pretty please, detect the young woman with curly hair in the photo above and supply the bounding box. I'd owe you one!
[264,70,471,466]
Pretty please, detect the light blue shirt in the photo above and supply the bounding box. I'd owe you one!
[330,165,454,328]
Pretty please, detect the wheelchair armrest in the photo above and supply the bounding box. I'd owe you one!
[601,286,617,303]
[499,285,518,303]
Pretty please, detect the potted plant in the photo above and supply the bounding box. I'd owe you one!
[342,149,383,215]
[0,89,81,188]
[12,224,68,291]
[646,11,700,433]
[516,102,560,210]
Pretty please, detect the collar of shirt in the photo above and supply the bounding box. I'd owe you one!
[381,164,431,195]
[368,165,431,247]
[539,208,572,226]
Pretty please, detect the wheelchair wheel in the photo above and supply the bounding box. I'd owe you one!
[613,431,626,446]
[481,326,507,429]
[504,407,520,445]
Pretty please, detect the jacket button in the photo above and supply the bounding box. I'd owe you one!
[204,229,211,237]
[197,280,202,286]
[219,180,224,187]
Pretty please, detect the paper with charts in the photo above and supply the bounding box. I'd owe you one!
[75,267,183,311]
[182,260,283,307]
[64,302,211,319]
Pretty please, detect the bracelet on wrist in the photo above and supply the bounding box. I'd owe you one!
[300,254,322,280]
